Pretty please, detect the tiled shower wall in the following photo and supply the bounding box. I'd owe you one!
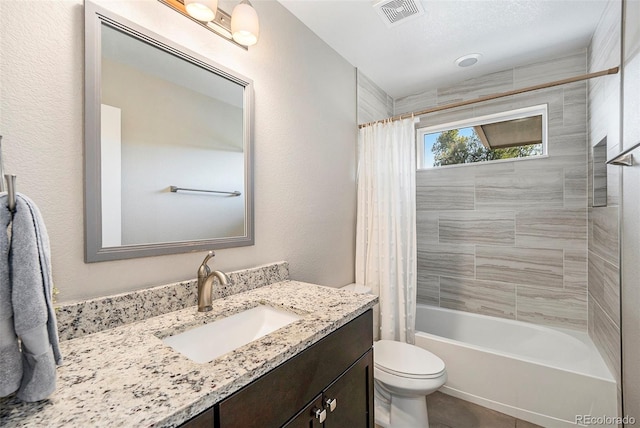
[587,0,621,386]
[357,51,591,332]
[356,70,393,124]
[409,51,589,331]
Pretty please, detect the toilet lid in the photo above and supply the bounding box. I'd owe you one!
[374,340,445,379]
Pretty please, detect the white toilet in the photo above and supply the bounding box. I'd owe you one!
[373,339,446,428]
[341,284,447,428]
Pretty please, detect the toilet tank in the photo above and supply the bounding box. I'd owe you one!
[341,283,373,294]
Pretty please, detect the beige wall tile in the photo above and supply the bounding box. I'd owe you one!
[589,206,620,265]
[475,168,564,209]
[473,86,564,125]
[514,49,586,88]
[417,273,439,306]
[417,167,476,187]
[563,82,588,128]
[417,105,475,128]
[357,69,393,124]
[606,165,620,207]
[589,296,621,384]
[440,276,516,319]
[515,208,587,250]
[418,244,475,279]
[394,87,437,116]
[417,186,475,211]
[517,285,588,330]
[477,246,564,288]
[588,251,620,326]
[565,165,589,208]
[437,69,514,105]
[565,249,588,291]
[417,210,439,247]
[439,211,515,246]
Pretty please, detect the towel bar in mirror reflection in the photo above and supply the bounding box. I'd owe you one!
[170,186,241,197]
[84,2,254,262]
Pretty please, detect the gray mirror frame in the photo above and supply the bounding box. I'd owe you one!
[84,1,254,262]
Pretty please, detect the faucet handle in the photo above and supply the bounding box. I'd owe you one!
[198,251,215,278]
[202,250,215,265]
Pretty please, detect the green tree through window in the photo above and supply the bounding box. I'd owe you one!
[431,128,542,167]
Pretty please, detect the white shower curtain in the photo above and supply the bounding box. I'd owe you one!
[355,118,417,344]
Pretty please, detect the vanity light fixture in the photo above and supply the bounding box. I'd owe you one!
[184,0,218,22]
[231,0,259,47]
[159,0,259,48]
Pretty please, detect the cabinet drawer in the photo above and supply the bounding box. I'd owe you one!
[282,394,324,428]
[217,310,373,428]
[179,408,215,428]
[324,349,374,428]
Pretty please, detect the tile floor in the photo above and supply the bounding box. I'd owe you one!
[376,392,544,428]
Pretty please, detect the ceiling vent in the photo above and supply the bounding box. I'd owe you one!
[374,0,425,28]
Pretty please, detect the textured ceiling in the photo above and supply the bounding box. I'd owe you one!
[278,0,609,98]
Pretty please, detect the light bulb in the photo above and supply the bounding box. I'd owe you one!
[231,0,259,46]
[184,0,218,22]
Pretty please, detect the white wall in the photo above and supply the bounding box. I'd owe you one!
[0,0,357,303]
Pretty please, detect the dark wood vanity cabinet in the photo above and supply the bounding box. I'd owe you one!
[283,350,374,428]
[179,408,215,428]
[322,349,374,428]
[179,309,373,428]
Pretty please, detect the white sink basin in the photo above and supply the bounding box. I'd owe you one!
[162,305,301,364]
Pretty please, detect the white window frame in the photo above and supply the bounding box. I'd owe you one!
[416,104,549,170]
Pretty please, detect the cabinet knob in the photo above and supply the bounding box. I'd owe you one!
[325,398,337,412]
[314,408,327,423]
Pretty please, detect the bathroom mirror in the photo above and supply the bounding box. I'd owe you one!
[84,2,254,262]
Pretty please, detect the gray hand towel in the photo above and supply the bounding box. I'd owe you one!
[19,194,62,364]
[10,193,62,401]
[0,194,22,397]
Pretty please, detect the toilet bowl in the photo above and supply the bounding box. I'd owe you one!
[373,339,446,428]
[340,284,447,428]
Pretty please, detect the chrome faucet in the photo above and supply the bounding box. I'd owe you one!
[197,251,231,312]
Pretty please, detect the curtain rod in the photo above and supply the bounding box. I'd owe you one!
[359,66,620,129]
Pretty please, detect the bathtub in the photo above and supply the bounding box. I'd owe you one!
[414,305,618,428]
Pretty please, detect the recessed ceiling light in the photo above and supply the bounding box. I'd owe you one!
[455,53,482,68]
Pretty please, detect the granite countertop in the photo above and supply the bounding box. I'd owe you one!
[1,280,377,427]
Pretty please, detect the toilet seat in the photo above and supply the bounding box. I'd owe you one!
[374,340,446,379]
[376,363,445,379]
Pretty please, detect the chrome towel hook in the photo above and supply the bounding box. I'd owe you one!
[6,174,16,212]
[0,135,17,212]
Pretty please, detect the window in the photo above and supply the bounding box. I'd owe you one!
[417,105,547,169]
